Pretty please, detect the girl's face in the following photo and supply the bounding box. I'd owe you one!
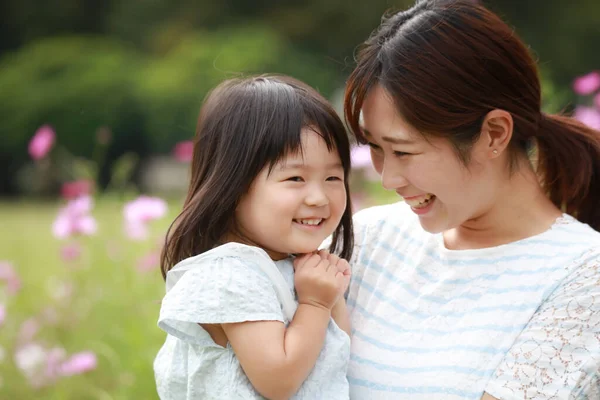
[361,85,500,233]
[233,128,347,260]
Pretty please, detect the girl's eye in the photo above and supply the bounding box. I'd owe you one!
[287,176,304,182]
[393,151,411,157]
[326,176,343,182]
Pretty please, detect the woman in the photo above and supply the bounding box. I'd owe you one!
[342,0,600,399]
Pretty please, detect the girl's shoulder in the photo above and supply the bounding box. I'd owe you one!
[165,243,275,291]
[175,242,272,268]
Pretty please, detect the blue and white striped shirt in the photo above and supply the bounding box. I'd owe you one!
[347,201,600,399]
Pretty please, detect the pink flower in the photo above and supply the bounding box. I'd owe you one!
[173,140,194,162]
[573,72,600,96]
[52,196,97,239]
[123,196,168,240]
[351,145,373,169]
[595,92,600,109]
[0,304,5,326]
[136,251,160,272]
[14,343,49,387]
[125,221,149,240]
[59,351,97,376]
[29,125,56,160]
[0,261,21,295]
[44,347,67,381]
[574,106,600,130]
[18,318,40,345]
[13,344,82,388]
[60,180,93,200]
[60,243,82,262]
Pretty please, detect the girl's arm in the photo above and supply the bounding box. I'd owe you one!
[331,298,351,337]
[223,304,330,400]
[222,253,345,400]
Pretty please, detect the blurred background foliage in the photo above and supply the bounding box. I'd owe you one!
[1,0,599,196]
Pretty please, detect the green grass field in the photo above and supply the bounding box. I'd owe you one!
[0,184,396,399]
[0,199,172,399]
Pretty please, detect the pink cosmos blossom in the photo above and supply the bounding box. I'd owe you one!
[14,343,49,387]
[123,196,168,240]
[351,145,379,181]
[44,347,67,381]
[60,243,82,262]
[28,125,56,160]
[0,261,21,295]
[574,106,600,130]
[125,220,149,240]
[14,343,97,387]
[124,196,168,222]
[59,351,97,376]
[18,318,40,345]
[136,250,160,272]
[173,140,194,162]
[351,145,373,169]
[52,195,97,239]
[595,92,600,110]
[0,304,5,326]
[573,72,600,95]
[61,180,93,200]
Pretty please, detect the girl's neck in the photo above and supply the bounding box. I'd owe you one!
[443,164,563,250]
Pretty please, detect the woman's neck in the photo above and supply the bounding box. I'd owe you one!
[443,165,563,250]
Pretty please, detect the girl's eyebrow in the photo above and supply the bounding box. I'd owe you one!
[278,161,343,170]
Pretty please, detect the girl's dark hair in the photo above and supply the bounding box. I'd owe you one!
[161,75,353,278]
[345,0,600,230]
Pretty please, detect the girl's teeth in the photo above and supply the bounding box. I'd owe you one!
[297,219,322,226]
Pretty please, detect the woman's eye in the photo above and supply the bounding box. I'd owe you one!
[287,176,304,182]
[393,151,411,157]
[367,142,381,151]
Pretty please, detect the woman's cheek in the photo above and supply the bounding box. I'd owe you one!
[370,152,383,174]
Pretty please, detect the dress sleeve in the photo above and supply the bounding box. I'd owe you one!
[158,254,285,344]
[485,249,600,399]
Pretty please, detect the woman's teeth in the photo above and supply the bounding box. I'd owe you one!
[295,219,323,226]
[404,194,435,209]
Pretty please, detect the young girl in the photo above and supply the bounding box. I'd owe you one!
[154,75,354,400]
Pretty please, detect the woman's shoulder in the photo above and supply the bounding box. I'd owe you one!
[352,201,417,230]
[550,214,600,250]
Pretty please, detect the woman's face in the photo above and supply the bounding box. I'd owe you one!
[360,85,499,233]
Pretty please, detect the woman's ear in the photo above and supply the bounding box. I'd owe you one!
[480,109,513,159]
